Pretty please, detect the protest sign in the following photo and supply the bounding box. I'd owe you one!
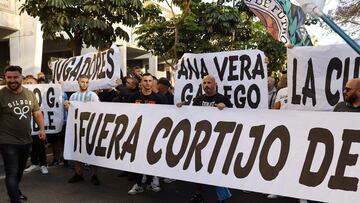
[25,84,64,135]
[65,102,360,202]
[51,44,123,92]
[174,50,268,109]
[287,44,360,111]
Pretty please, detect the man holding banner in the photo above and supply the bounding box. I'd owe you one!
[64,74,100,186]
[177,75,232,203]
[0,65,46,203]
[23,75,49,175]
[127,73,167,195]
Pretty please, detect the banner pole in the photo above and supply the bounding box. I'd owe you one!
[299,0,360,55]
[319,15,360,55]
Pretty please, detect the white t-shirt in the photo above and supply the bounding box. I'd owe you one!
[275,87,288,110]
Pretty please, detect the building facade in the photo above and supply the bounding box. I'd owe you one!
[0,0,43,76]
[0,0,176,79]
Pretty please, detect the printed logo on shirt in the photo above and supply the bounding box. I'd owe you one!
[279,95,288,104]
[7,100,32,108]
[14,106,30,119]
[202,101,216,107]
[7,100,32,120]
[135,100,156,104]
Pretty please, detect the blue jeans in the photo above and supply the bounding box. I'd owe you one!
[0,143,31,203]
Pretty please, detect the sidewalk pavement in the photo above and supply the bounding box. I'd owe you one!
[0,164,308,203]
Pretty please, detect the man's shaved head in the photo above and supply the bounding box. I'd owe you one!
[202,75,217,96]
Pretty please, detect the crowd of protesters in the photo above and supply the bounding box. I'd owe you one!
[1,64,359,203]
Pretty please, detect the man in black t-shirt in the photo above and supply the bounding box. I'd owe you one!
[190,75,232,108]
[157,77,174,105]
[127,73,167,104]
[177,75,232,203]
[334,78,360,112]
[127,73,166,195]
[113,77,139,103]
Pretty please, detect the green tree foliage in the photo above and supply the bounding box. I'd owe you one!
[135,0,286,74]
[20,0,142,56]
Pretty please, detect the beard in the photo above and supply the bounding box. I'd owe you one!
[79,85,88,91]
[7,81,21,91]
[203,87,214,95]
[344,93,357,104]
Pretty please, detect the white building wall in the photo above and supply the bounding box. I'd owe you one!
[1,0,43,76]
[0,0,19,31]
[9,15,43,76]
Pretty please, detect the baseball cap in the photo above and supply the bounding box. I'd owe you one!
[158,77,171,87]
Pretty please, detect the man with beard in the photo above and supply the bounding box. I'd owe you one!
[113,77,139,103]
[0,65,46,203]
[177,75,232,203]
[64,75,100,185]
[130,66,143,83]
[334,78,360,112]
[192,75,232,108]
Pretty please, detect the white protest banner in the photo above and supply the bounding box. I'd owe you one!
[51,44,123,92]
[287,44,360,111]
[65,102,360,203]
[174,50,268,109]
[24,84,64,135]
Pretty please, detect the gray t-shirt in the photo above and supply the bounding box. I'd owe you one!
[0,87,40,144]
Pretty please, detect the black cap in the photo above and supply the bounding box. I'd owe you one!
[158,77,171,87]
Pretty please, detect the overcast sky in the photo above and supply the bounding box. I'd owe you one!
[305,0,348,45]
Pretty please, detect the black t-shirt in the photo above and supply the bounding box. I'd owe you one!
[193,93,233,108]
[164,91,174,105]
[113,85,138,103]
[127,91,167,104]
[333,101,360,112]
[98,89,119,102]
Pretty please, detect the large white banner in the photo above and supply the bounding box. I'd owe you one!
[287,44,360,111]
[51,44,123,92]
[174,50,268,109]
[24,84,64,135]
[65,102,360,203]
